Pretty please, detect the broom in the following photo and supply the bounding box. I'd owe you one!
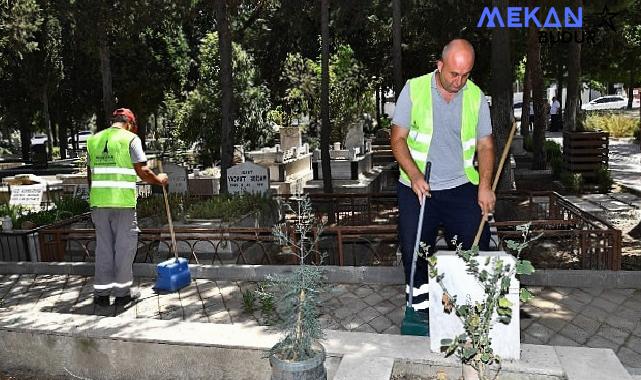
[473,121,517,246]
[153,159,192,292]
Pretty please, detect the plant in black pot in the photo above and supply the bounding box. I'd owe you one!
[267,194,327,380]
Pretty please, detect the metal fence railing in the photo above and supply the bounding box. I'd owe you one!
[21,191,623,270]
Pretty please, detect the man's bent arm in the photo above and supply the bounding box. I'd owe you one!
[134,162,167,186]
[476,135,495,190]
[391,125,422,181]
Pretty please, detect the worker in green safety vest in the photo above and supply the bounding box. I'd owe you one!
[391,39,496,316]
[87,108,169,307]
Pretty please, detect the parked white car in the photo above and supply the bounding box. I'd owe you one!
[581,96,628,111]
[30,134,48,146]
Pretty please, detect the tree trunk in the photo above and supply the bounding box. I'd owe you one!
[627,71,634,109]
[489,0,513,191]
[528,24,546,170]
[392,0,402,99]
[563,0,582,132]
[216,0,234,194]
[57,116,68,160]
[521,63,531,138]
[42,85,54,161]
[556,60,564,116]
[320,0,334,202]
[375,85,381,130]
[19,121,30,161]
[98,2,113,131]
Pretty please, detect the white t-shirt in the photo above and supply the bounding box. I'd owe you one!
[550,100,561,115]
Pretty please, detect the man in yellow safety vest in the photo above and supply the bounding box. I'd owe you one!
[87,108,169,307]
[391,39,496,316]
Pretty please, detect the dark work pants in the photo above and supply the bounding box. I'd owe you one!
[397,182,490,311]
[551,114,562,132]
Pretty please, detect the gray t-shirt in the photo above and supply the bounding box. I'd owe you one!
[129,136,147,163]
[392,72,492,190]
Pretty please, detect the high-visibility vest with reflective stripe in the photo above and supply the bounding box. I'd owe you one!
[87,127,138,208]
[399,73,482,185]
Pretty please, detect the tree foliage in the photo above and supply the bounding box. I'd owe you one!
[168,32,272,165]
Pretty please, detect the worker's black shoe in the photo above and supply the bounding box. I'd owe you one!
[93,295,110,307]
[114,289,141,306]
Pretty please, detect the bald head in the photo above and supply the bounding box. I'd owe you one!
[441,39,475,63]
[436,39,475,94]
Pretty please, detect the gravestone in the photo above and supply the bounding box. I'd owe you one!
[227,162,269,195]
[429,250,520,360]
[280,127,302,152]
[162,162,188,194]
[344,122,365,155]
[74,184,89,201]
[9,185,45,209]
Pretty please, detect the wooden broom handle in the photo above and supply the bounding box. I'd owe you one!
[473,121,517,247]
[158,160,178,260]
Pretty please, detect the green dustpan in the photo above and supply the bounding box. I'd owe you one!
[401,306,429,336]
[401,162,431,337]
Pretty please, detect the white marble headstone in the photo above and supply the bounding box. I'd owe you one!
[429,250,520,360]
[280,127,302,152]
[344,122,364,154]
[9,184,45,209]
[162,162,188,194]
[227,162,269,195]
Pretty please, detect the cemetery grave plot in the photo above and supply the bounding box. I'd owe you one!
[493,192,621,270]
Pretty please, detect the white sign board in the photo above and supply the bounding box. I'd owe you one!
[9,185,45,208]
[227,162,269,195]
[74,184,90,201]
[162,162,188,194]
[429,250,520,360]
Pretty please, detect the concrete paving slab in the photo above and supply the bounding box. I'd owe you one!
[334,355,394,380]
[555,346,632,380]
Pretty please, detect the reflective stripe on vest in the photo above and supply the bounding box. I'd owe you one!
[399,73,481,185]
[87,127,138,208]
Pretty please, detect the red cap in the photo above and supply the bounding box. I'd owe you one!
[112,108,137,125]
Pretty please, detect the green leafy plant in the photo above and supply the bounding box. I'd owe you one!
[13,196,89,229]
[523,135,533,152]
[242,288,257,314]
[255,281,277,325]
[0,203,23,227]
[187,193,277,222]
[585,114,638,138]
[595,165,613,193]
[266,194,326,362]
[544,141,563,179]
[560,171,583,193]
[426,224,538,379]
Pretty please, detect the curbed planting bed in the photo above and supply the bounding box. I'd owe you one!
[0,263,636,379]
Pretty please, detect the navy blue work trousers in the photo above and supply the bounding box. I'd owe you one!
[397,181,490,311]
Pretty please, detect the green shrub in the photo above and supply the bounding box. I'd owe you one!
[595,165,613,193]
[523,135,533,152]
[584,114,638,137]
[187,193,277,222]
[0,203,23,227]
[14,196,90,228]
[560,171,583,193]
[633,124,640,142]
[543,141,563,179]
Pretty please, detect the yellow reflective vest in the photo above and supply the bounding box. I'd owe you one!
[400,72,482,185]
[87,127,138,208]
